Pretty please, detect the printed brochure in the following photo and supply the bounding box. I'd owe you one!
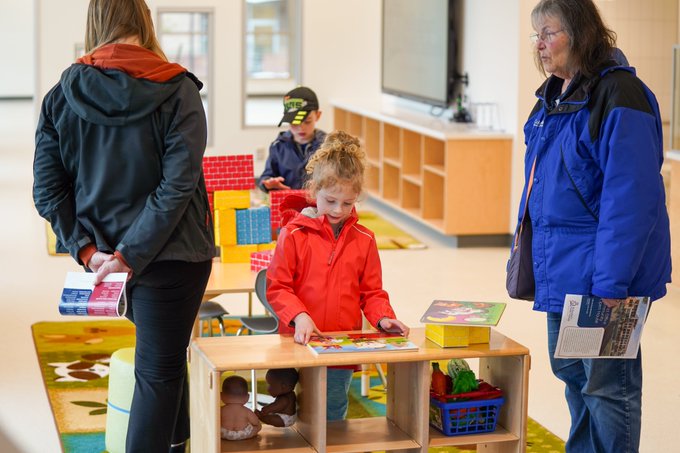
[60,272,128,317]
[555,294,649,359]
[306,332,417,355]
[419,300,506,326]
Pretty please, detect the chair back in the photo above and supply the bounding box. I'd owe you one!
[255,269,279,321]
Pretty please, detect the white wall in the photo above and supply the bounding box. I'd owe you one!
[33,0,383,175]
[0,0,34,97]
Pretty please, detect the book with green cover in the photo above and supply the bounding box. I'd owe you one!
[419,300,506,326]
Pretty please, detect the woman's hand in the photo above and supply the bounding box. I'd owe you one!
[602,298,625,308]
[292,312,322,345]
[93,255,132,285]
[87,251,114,273]
[379,318,410,337]
[263,177,291,191]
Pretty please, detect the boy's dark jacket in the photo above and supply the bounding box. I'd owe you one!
[258,129,326,192]
[33,44,215,274]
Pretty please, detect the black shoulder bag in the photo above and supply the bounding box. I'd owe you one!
[506,158,537,301]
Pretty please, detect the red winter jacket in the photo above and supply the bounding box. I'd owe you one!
[266,195,396,334]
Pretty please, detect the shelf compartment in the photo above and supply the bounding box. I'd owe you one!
[422,169,445,221]
[423,136,445,167]
[382,162,400,201]
[333,108,348,132]
[383,157,400,168]
[401,129,422,175]
[401,173,422,186]
[220,426,315,452]
[366,162,380,193]
[364,118,380,161]
[326,417,420,452]
[428,424,519,448]
[401,179,421,211]
[348,112,363,137]
[383,123,401,161]
[422,164,445,177]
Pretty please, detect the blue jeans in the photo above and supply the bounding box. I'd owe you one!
[124,260,212,453]
[547,312,642,453]
[327,368,353,421]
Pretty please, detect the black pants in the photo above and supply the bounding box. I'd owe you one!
[124,260,212,453]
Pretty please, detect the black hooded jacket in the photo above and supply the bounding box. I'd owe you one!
[33,44,215,274]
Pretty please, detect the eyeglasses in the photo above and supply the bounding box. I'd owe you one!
[530,29,564,44]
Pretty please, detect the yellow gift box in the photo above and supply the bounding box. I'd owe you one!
[425,324,490,348]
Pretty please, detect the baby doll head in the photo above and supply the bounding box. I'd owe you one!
[265,368,299,397]
[221,375,250,405]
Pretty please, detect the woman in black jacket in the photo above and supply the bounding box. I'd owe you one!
[33,1,215,451]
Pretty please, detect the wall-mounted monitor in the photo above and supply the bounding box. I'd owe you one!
[381,0,460,108]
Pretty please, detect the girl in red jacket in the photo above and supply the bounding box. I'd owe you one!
[267,130,409,420]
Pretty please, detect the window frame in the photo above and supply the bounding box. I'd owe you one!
[156,7,214,145]
[242,0,302,129]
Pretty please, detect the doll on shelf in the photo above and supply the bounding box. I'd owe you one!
[256,368,299,427]
[220,375,262,441]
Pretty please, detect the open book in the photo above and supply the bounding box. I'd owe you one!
[555,294,649,359]
[60,272,128,317]
[306,332,417,356]
[419,300,506,326]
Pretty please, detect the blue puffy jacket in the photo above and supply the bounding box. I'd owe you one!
[258,129,326,192]
[518,63,671,313]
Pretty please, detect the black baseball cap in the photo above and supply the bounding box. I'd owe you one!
[278,86,319,127]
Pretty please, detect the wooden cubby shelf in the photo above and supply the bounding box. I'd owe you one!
[333,102,513,236]
[189,328,530,453]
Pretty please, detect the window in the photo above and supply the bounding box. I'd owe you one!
[157,10,213,144]
[244,0,301,127]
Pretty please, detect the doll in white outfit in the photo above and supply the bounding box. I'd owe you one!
[220,375,262,440]
[256,368,298,427]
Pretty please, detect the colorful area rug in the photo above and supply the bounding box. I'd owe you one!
[32,320,563,452]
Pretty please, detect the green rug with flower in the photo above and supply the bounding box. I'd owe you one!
[32,319,564,452]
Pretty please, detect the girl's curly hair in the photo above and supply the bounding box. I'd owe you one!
[304,130,366,196]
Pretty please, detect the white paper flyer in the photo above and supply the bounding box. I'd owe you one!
[59,272,128,317]
[554,294,649,359]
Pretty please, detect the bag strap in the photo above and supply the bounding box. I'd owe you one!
[513,157,537,250]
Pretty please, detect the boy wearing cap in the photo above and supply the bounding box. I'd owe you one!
[258,86,326,192]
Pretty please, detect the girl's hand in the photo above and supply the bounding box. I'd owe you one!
[94,255,132,285]
[87,251,114,273]
[292,312,322,345]
[379,318,410,337]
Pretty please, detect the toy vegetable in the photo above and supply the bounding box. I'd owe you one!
[430,362,448,394]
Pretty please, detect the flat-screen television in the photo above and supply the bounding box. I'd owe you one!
[382,0,460,108]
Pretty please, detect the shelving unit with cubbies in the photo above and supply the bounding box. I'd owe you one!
[332,101,513,237]
[189,328,530,453]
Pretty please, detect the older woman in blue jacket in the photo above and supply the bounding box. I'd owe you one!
[515,1,671,452]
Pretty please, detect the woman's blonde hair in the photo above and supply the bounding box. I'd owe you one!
[85,0,167,60]
[304,131,366,196]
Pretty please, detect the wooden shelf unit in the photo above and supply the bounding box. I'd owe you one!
[333,103,513,236]
[189,328,530,452]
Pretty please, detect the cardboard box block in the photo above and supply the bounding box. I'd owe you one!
[236,207,272,245]
[425,324,490,348]
[203,154,255,191]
